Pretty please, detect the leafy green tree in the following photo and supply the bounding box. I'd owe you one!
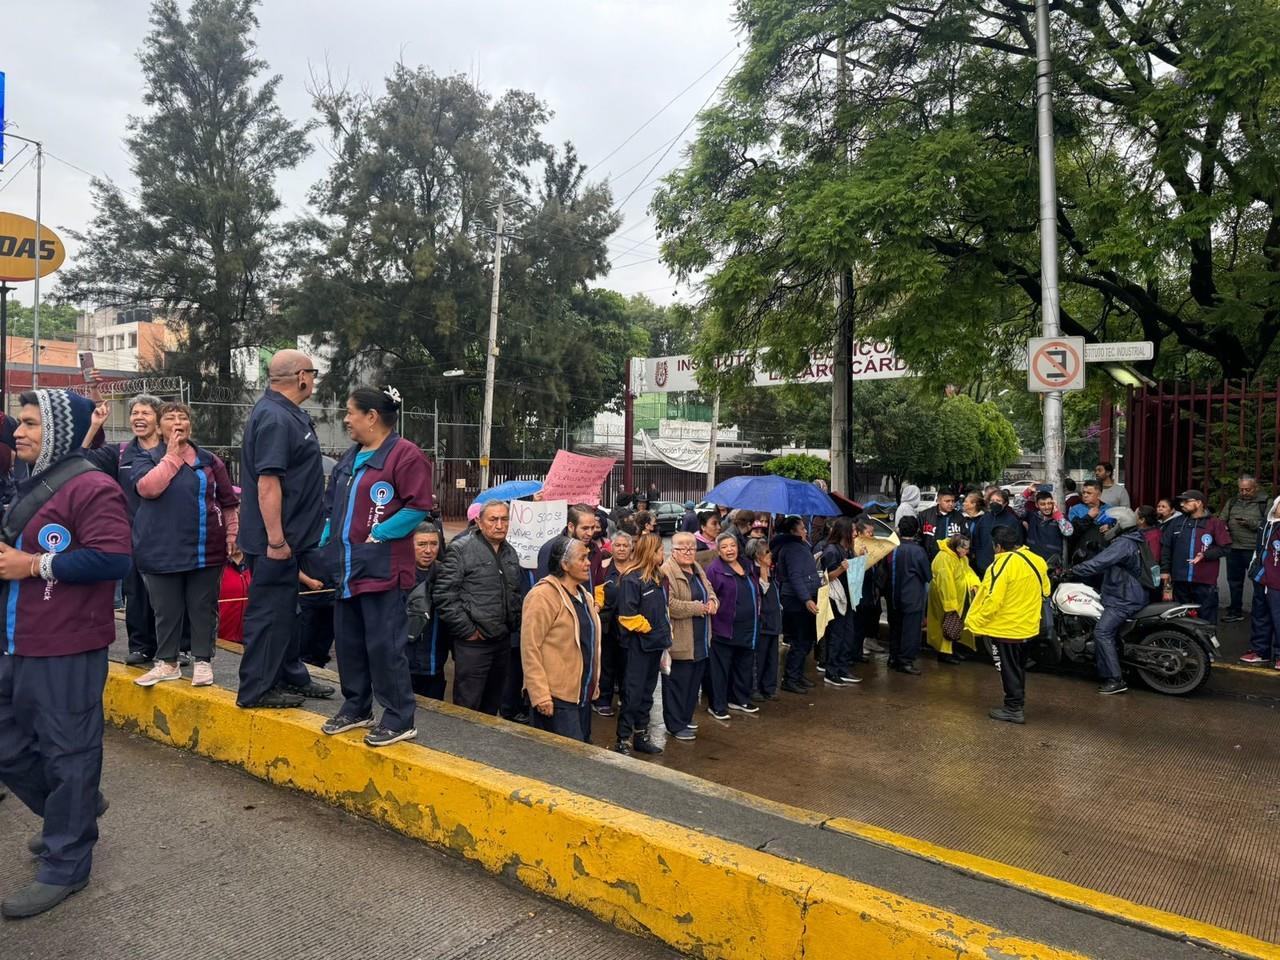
[763,452,829,483]
[653,0,1280,384]
[3,302,79,341]
[284,65,622,457]
[57,0,311,422]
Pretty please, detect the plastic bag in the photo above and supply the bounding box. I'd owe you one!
[659,649,672,675]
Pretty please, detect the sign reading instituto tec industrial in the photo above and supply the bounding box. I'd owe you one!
[633,343,909,394]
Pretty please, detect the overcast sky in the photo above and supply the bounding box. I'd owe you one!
[0,0,741,308]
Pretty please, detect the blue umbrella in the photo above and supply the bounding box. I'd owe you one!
[703,475,841,517]
[472,479,544,506]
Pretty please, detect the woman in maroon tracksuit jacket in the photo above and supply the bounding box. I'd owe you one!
[0,389,131,920]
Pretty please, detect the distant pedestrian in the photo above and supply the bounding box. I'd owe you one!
[1221,475,1269,623]
[1240,496,1280,667]
[960,491,985,541]
[1094,462,1131,508]
[236,349,334,710]
[521,538,602,743]
[591,531,634,716]
[818,516,861,686]
[679,500,699,533]
[773,516,821,694]
[894,484,922,526]
[612,534,670,756]
[966,526,1049,724]
[747,538,782,699]
[1161,490,1231,624]
[918,490,963,562]
[884,516,931,674]
[971,489,1023,575]
[851,518,886,658]
[1023,490,1073,567]
[435,501,527,715]
[406,523,448,699]
[1062,477,1081,514]
[705,533,763,718]
[1136,506,1164,603]
[661,533,718,739]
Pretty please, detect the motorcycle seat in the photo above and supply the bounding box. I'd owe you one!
[1129,601,1188,621]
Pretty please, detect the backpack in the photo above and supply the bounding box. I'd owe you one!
[1134,535,1161,591]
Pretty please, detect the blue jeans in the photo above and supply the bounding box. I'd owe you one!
[1093,607,1132,682]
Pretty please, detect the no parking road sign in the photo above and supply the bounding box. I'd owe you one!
[1027,336,1085,393]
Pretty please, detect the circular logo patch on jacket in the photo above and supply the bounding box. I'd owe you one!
[1200,533,1213,548]
[38,523,72,553]
[370,482,395,506]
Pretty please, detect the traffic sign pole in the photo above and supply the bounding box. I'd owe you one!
[1035,0,1066,503]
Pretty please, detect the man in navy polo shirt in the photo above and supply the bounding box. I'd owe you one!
[236,350,334,709]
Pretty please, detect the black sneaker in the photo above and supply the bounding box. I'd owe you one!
[278,681,335,700]
[834,673,862,685]
[671,727,696,741]
[1221,612,1244,623]
[728,702,759,714]
[824,674,848,688]
[321,713,375,736]
[988,707,1025,724]
[750,693,767,704]
[592,702,615,717]
[364,725,417,748]
[124,651,154,666]
[631,734,663,755]
[707,706,731,721]
[240,689,304,709]
[799,676,817,689]
[1098,679,1128,695]
[1,879,90,919]
[611,738,632,756]
[893,662,923,676]
[780,680,807,694]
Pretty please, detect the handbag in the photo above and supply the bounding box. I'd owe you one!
[942,611,964,644]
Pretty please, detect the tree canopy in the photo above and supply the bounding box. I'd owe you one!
[653,0,1280,384]
[2,302,79,341]
[57,0,311,410]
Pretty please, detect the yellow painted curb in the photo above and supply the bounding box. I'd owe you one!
[825,818,1280,960]
[104,663,1089,960]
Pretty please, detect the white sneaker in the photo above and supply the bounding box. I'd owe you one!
[191,662,214,687]
[135,662,182,687]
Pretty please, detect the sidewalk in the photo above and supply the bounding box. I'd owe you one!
[0,727,678,960]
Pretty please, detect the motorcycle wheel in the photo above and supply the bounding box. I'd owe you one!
[1133,629,1210,695]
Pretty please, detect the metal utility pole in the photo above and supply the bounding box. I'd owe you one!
[478,197,507,491]
[622,359,635,492]
[829,37,855,496]
[705,392,720,492]
[1035,0,1065,499]
[0,282,10,411]
[31,139,42,388]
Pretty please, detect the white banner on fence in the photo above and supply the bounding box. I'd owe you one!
[507,499,567,569]
[640,430,709,473]
[633,344,910,394]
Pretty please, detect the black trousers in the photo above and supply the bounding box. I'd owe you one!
[616,638,662,741]
[1174,580,1220,624]
[237,553,314,707]
[1226,549,1251,615]
[452,634,509,715]
[123,563,156,657]
[143,566,222,663]
[335,588,417,733]
[754,633,779,695]
[852,601,880,659]
[411,672,447,700]
[0,649,107,885]
[532,697,591,742]
[661,658,705,733]
[500,644,528,720]
[781,608,817,683]
[296,597,336,667]
[991,638,1028,711]
[888,606,924,665]
[825,611,855,677]
[709,640,754,711]
[595,630,624,705]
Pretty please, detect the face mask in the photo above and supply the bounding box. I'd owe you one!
[989,502,1004,514]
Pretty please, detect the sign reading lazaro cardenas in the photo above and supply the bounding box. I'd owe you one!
[634,343,909,394]
[0,211,66,282]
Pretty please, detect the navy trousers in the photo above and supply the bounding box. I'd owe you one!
[532,697,591,742]
[500,644,529,721]
[852,601,880,659]
[594,631,624,706]
[452,635,509,715]
[1174,580,1219,625]
[754,633,779,695]
[1248,586,1277,658]
[410,672,447,700]
[237,553,314,707]
[1092,607,1132,682]
[122,564,156,658]
[781,609,817,683]
[888,606,924,665]
[616,638,662,741]
[0,649,107,886]
[662,658,705,734]
[709,640,754,711]
[825,611,855,678]
[1226,549,1251,615]
[335,588,417,732]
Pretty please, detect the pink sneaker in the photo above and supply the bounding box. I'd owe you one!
[1239,651,1267,665]
[135,661,182,687]
[191,662,214,687]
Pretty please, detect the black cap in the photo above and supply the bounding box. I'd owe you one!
[1177,489,1206,502]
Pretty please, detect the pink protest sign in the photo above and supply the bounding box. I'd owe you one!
[541,451,616,506]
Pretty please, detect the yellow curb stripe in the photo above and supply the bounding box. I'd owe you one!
[825,817,1280,960]
[1215,662,1280,678]
[104,664,1089,960]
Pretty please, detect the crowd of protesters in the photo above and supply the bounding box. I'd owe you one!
[2,351,1278,918]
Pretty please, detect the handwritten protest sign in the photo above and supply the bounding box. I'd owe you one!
[508,499,567,569]
[541,451,616,506]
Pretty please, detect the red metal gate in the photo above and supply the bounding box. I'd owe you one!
[1125,380,1280,508]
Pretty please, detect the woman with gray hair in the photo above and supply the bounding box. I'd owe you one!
[704,531,763,720]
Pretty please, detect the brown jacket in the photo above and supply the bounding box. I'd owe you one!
[521,576,602,707]
[661,557,718,661]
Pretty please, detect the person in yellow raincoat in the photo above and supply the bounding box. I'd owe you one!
[927,534,979,662]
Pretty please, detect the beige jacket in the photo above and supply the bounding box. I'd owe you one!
[521,576,603,706]
[661,557,718,661]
